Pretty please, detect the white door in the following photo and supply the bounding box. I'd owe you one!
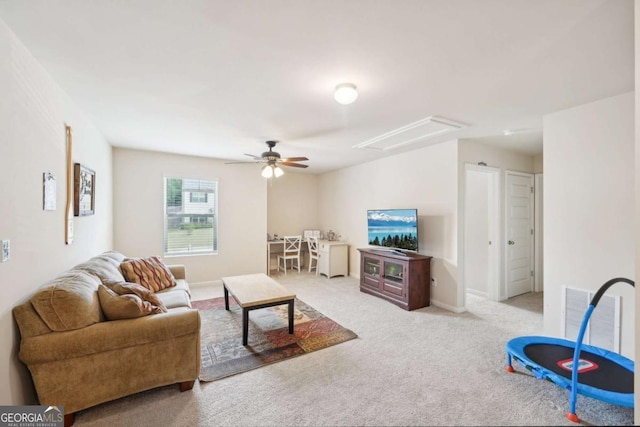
[505,171,534,298]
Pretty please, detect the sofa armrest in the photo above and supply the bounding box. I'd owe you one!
[19,308,200,364]
[167,264,186,280]
[13,302,53,338]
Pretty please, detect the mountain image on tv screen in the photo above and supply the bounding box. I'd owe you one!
[367,209,418,251]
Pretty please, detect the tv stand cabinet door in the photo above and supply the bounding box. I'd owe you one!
[381,259,407,300]
[361,254,381,291]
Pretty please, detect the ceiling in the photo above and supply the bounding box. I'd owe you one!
[0,0,633,174]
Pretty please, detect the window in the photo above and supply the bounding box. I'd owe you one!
[164,177,218,255]
[189,192,207,203]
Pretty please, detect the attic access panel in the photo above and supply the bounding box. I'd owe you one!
[353,116,466,151]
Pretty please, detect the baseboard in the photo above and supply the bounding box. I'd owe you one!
[430,299,466,313]
[190,280,222,288]
[466,289,488,298]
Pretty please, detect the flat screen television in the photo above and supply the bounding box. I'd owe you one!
[367,208,418,253]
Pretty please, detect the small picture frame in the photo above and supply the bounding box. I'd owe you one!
[43,172,56,211]
[74,163,95,216]
[304,229,321,239]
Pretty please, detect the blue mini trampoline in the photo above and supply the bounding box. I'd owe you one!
[506,277,634,423]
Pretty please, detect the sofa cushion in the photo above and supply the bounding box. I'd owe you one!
[31,270,104,331]
[160,278,190,297]
[155,289,192,309]
[74,251,126,283]
[104,281,168,313]
[98,285,163,320]
[120,256,177,292]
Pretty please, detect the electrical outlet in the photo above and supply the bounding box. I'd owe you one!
[431,277,437,287]
[1,240,9,262]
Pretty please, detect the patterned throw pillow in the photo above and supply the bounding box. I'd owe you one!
[120,256,177,292]
[97,285,159,320]
[103,280,168,313]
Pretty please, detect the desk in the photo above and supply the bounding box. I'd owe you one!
[267,239,308,274]
[318,241,349,278]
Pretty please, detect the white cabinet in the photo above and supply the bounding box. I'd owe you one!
[318,241,348,278]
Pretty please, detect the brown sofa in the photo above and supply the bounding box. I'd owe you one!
[12,251,201,427]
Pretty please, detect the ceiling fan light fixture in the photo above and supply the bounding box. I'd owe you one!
[226,140,308,176]
[334,83,358,105]
[261,164,273,178]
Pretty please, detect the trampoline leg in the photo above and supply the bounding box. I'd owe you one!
[566,412,579,423]
[506,354,515,373]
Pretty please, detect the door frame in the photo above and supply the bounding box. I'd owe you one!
[504,170,535,298]
[534,173,543,292]
[462,163,501,303]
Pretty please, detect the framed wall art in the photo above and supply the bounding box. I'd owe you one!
[74,163,95,216]
[43,172,56,211]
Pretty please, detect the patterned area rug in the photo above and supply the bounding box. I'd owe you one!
[192,297,357,382]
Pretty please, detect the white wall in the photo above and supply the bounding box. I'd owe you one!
[318,140,459,309]
[113,148,267,283]
[533,154,543,173]
[267,172,319,237]
[0,19,113,405]
[544,92,634,358]
[635,0,640,420]
[464,170,490,296]
[458,141,535,303]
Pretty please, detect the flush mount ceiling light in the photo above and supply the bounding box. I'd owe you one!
[334,83,358,105]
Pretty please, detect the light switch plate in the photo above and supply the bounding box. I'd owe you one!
[2,240,9,262]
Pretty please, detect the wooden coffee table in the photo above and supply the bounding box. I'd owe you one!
[222,273,296,346]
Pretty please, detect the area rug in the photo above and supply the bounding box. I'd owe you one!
[192,297,358,382]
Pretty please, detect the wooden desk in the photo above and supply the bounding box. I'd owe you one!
[267,239,308,274]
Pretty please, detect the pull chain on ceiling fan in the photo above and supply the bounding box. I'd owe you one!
[225,140,309,178]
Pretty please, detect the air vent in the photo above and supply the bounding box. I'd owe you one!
[353,116,467,151]
[561,286,620,352]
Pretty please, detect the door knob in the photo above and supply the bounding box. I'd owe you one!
[508,240,515,245]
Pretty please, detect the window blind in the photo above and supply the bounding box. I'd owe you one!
[164,177,218,255]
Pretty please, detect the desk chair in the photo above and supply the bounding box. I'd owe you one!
[277,235,302,274]
[307,236,319,275]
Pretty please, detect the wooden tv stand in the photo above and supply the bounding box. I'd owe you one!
[358,248,432,311]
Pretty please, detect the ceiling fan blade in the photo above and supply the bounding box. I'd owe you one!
[280,162,309,168]
[244,153,262,160]
[224,160,262,164]
[280,156,308,162]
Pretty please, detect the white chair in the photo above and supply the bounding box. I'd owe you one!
[277,235,302,274]
[307,236,319,275]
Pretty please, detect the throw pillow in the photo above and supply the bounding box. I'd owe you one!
[120,256,177,292]
[103,280,168,313]
[97,285,161,320]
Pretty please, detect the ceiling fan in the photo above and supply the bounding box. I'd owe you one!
[225,140,309,177]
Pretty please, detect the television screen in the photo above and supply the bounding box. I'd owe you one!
[367,209,418,252]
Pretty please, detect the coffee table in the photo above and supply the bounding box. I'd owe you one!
[222,273,296,346]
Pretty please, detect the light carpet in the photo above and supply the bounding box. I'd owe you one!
[71,272,634,426]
